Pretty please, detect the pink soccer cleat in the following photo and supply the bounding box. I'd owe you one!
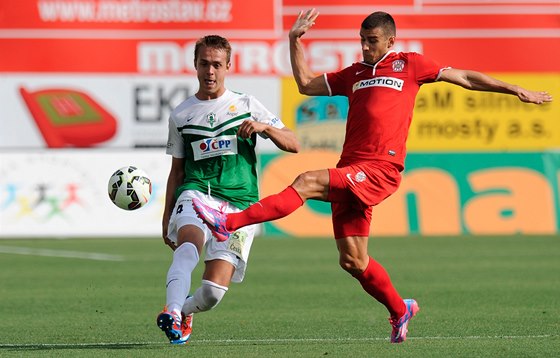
[192,198,232,242]
[389,299,419,343]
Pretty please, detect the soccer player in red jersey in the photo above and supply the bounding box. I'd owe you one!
[193,9,553,343]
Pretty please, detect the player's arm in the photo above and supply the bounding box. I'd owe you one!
[289,9,329,96]
[238,121,300,153]
[439,68,553,105]
[162,156,185,251]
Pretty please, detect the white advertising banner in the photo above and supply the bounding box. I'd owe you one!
[0,149,170,237]
[0,75,281,150]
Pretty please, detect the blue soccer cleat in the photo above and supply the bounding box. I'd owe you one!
[170,312,193,345]
[156,306,183,342]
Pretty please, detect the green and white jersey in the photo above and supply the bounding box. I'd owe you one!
[166,89,285,209]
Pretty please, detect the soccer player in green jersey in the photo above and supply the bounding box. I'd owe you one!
[156,35,299,344]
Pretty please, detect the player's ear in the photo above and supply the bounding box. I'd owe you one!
[387,35,395,49]
[226,62,231,71]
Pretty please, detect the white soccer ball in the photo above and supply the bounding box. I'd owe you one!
[108,166,152,210]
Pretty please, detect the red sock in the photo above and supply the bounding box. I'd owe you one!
[353,257,406,319]
[227,186,304,231]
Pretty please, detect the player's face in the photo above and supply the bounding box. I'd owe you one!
[194,46,231,99]
[359,27,395,65]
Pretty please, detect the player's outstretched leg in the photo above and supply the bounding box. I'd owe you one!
[170,312,194,345]
[192,198,231,242]
[156,306,183,342]
[389,299,419,343]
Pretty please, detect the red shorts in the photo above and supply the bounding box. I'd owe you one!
[327,160,401,239]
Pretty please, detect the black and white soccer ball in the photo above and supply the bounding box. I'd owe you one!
[108,166,152,210]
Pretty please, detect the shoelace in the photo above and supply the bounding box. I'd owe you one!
[389,311,409,328]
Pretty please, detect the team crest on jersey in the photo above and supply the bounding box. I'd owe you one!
[206,112,217,127]
[392,60,405,72]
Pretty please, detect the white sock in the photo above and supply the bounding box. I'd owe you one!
[166,242,199,313]
[182,279,228,315]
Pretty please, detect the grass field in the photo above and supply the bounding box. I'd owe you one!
[0,235,559,357]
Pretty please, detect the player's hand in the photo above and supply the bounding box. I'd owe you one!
[289,8,319,40]
[517,89,553,105]
[162,218,176,251]
[163,236,177,251]
[237,120,267,139]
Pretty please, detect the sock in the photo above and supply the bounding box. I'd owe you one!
[227,186,304,231]
[182,280,228,314]
[353,257,406,319]
[165,242,199,313]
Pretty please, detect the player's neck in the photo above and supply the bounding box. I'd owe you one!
[195,88,227,101]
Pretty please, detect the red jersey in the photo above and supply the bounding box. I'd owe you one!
[326,51,445,169]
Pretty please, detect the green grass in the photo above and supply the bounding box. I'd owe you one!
[0,235,558,357]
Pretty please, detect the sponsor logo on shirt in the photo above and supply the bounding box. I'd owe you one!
[352,76,404,92]
[191,135,238,161]
[226,105,238,117]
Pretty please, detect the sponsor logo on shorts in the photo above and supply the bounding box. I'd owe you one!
[346,173,355,186]
[228,231,247,257]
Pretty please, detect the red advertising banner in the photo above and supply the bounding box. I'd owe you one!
[0,0,279,32]
[1,0,558,73]
[0,37,557,74]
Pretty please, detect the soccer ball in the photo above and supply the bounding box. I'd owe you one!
[108,166,152,210]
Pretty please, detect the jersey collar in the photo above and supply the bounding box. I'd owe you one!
[359,50,397,76]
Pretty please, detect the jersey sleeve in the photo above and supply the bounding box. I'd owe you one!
[325,66,354,97]
[248,95,285,139]
[411,52,446,84]
[165,115,185,158]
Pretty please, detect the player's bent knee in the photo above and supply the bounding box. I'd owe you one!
[198,280,228,311]
[338,257,364,275]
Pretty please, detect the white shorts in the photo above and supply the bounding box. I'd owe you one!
[167,190,256,283]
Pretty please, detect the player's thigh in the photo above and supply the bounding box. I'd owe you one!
[167,190,211,247]
[176,225,205,253]
[292,169,330,200]
[335,235,369,260]
[204,225,256,283]
[202,259,236,287]
[331,201,372,239]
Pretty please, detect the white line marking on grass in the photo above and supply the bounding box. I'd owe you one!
[0,334,555,348]
[0,246,123,261]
